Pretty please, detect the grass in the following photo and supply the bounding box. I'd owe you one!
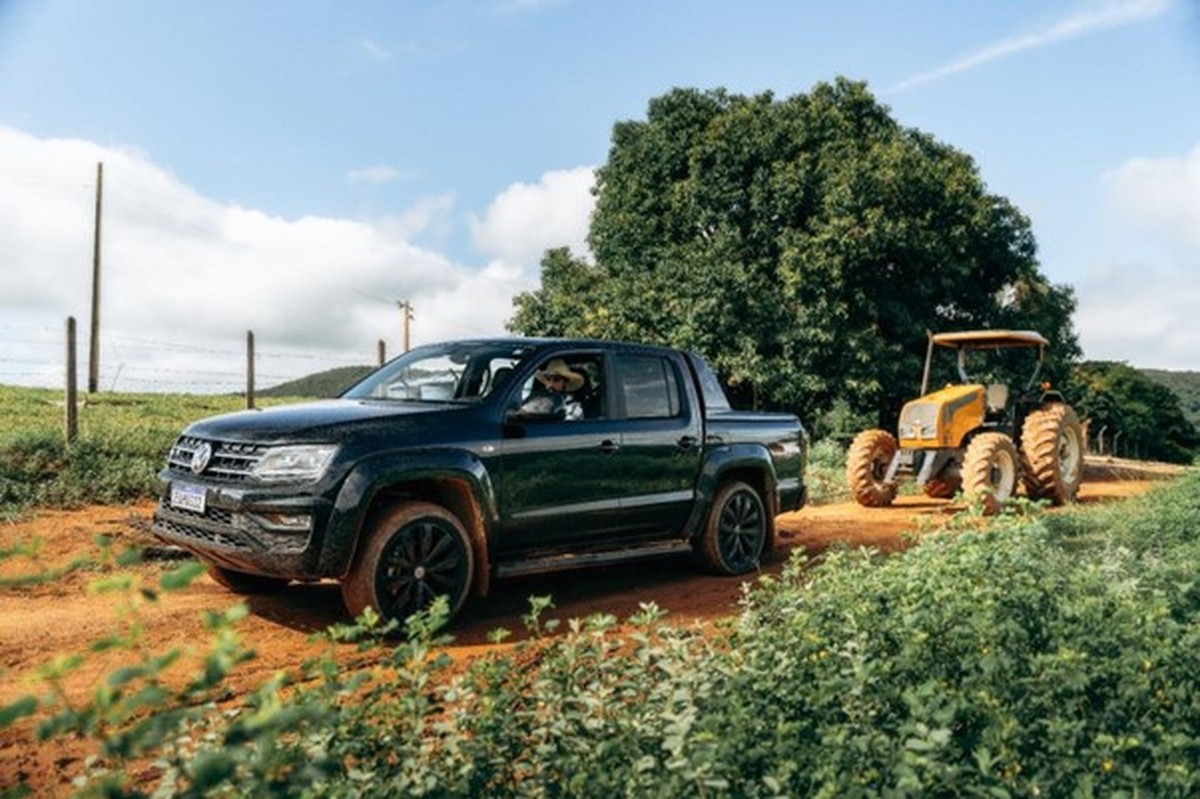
[0,385,299,518]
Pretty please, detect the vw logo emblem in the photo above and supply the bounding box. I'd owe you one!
[190,442,213,475]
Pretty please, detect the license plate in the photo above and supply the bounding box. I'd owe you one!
[170,482,207,514]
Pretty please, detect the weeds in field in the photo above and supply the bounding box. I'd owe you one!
[3,472,1200,796]
[0,386,297,518]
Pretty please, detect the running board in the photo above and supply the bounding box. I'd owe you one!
[493,540,693,580]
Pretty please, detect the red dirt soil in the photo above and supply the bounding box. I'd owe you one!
[0,477,1163,794]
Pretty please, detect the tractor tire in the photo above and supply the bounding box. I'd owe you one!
[961,432,1018,515]
[847,429,899,507]
[923,475,961,500]
[1020,403,1084,505]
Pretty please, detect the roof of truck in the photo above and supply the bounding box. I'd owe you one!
[930,330,1048,349]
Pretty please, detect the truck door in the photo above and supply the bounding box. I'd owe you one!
[498,352,629,553]
[613,353,703,537]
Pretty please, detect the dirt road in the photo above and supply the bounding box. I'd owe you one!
[0,478,1158,793]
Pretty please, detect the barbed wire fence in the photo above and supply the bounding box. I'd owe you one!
[1,318,388,399]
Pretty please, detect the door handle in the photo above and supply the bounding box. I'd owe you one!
[677,435,699,450]
[599,439,620,454]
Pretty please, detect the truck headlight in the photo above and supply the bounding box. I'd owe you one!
[252,445,338,482]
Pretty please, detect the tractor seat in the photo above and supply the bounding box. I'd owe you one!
[985,384,1009,414]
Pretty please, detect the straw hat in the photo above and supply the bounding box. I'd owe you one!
[535,358,584,392]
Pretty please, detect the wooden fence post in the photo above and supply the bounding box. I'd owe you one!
[246,330,256,410]
[65,316,78,443]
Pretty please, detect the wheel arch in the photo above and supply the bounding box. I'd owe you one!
[321,450,496,597]
[687,445,778,549]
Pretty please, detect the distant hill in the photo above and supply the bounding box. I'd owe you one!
[259,365,374,398]
[1143,368,1200,430]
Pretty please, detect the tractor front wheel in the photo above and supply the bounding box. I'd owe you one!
[847,429,899,507]
[961,432,1018,514]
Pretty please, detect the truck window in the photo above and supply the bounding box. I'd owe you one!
[686,352,732,412]
[619,356,681,419]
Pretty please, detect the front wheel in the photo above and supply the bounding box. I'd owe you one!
[846,429,899,507]
[961,433,1018,515]
[341,502,475,627]
[696,481,767,575]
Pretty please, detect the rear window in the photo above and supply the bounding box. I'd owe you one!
[619,356,681,419]
[687,352,731,412]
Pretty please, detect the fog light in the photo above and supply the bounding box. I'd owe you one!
[257,512,313,532]
[233,512,312,533]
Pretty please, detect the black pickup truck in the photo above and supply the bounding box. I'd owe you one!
[152,339,807,625]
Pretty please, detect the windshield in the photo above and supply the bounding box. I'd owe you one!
[342,342,538,403]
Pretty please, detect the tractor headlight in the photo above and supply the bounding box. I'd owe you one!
[252,445,338,483]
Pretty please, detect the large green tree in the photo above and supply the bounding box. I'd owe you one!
[1069,362,1199,464]
[511,79,1079,424]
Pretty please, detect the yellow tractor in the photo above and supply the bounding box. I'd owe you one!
[847,330,1084,512]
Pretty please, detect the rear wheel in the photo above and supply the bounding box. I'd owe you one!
[847,429,899,507]
[341,502,475,627]
[206,563,290,594]
[923,475,961,500]
[961,433,1018,514]
[696,481,767,575]
[1020,404,1084,505]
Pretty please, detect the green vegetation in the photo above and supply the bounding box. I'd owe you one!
[510,78,1078,426]
[4,470,1199,796]
[1143,368,1200,432]
[1069,362,1200,464]
[0,386,298,517]
[258,365,373,399]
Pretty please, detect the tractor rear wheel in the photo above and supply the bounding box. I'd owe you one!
[1020,403,1084,505]
[923,475,961,500]
[847,429,898,507]
[961,432,1018,514]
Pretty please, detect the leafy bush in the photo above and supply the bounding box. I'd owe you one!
[4,472,1199,796]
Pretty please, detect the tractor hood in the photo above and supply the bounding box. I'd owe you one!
[899,384,985,449]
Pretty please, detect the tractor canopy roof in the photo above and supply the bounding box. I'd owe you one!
[931,330,1048,350]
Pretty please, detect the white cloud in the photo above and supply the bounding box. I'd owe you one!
[1102,144,1200,251]
[0,126,541,392]
[1073,144,1200,370]
[346,165,409,185]
[361,38,393,61]
[891,0,1172,92]
[469,166,595,268]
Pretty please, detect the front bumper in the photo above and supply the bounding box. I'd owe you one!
[151,472,334,579]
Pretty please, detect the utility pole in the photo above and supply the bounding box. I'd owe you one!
[398,300,413,352]
[88,162,103,393]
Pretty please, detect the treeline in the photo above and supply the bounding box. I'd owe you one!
[508,78,1196,462]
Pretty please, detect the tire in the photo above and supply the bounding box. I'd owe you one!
[846,429,899,507]
[923,475,961,500]
[961,432,1018,514]
[1020,403,1084,505]
[206,563,291,594]
[696,481,767,575]
[341,502,475,627]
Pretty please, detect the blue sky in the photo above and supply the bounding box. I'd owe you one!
[1,0,1198,392]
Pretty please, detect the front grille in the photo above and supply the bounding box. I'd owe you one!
[900,402,939,440]
[154,504,312,554]
[154,513,251,550]
[167,437,267,481]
